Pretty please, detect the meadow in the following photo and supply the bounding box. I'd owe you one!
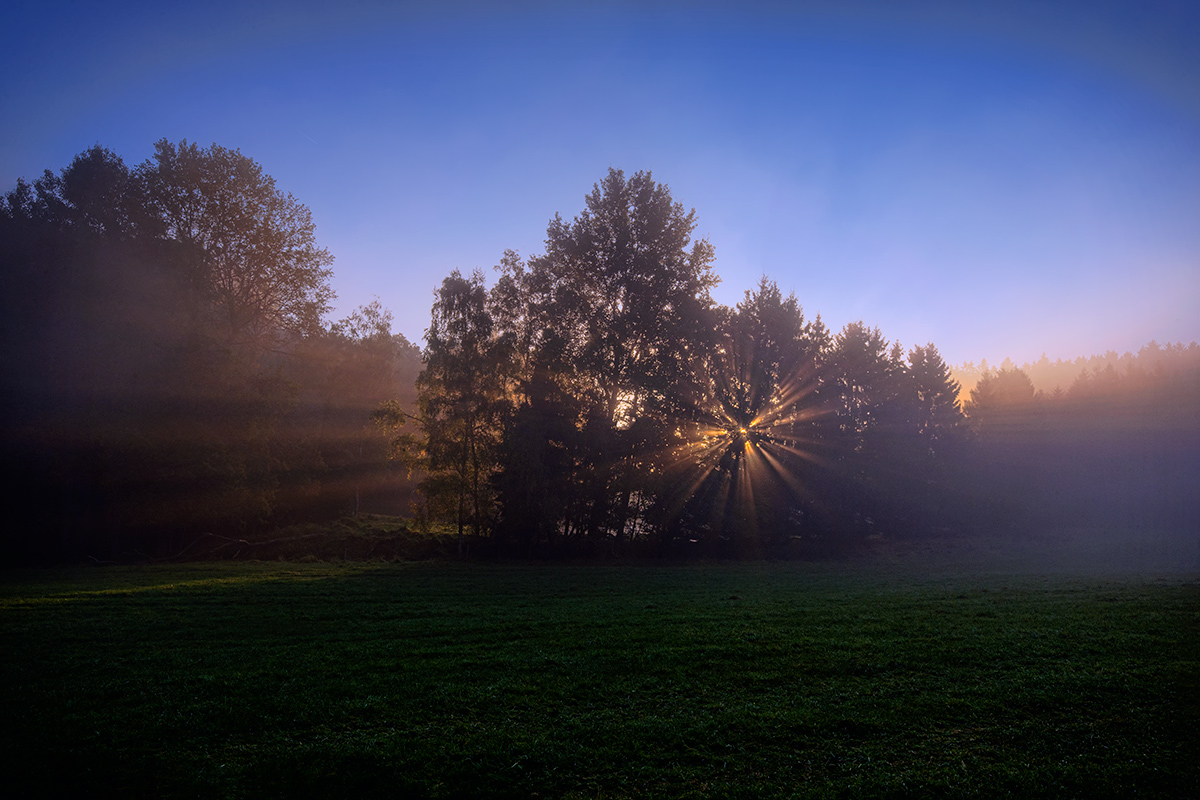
[2,535,1197,798]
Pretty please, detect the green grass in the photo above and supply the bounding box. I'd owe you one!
[2,554,1197,798]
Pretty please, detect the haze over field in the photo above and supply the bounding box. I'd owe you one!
[3,0,1198,366]
[4,10,1198,796]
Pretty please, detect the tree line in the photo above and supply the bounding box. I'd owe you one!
[3,146,1195,563]
[408,169,969,557]
[951,340,1198,400]
[961,347,1200,532]
[1,142,421,564]
[407,169,1198,556]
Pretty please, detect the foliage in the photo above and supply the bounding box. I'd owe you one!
[952,339,1200,400]
[408,171,976,555]
[416,270,512,546]
[652,278,830,554]
[906,343,965,460]
[0,143,419,564]
[4,145,1192,563]
[963,367,1037,428]
[488,169,720,552]
[139,139,336,347]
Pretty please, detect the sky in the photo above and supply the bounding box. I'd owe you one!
[3,0,1198,367]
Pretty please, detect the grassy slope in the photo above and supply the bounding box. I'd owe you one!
[1,549,1197,798]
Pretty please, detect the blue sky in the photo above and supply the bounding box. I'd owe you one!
[3,1,1198,366]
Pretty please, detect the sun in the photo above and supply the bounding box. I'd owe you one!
[653,364,829,550]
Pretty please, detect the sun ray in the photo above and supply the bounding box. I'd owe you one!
[649,335,839,551]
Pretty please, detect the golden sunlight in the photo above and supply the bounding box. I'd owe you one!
[656,367,830,546]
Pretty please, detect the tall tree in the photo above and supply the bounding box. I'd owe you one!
[827,322,897,451]
[655,278,829,553]
[138,139,335,349]
[815,322,913,535]
[492,169,718,549]
[418,270,510,550]
[1,141,344,562]
[278,299,424,520]
[491,331,583,553]
[906,343,965,462]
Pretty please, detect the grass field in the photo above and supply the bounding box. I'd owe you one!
[2,537,1197,798]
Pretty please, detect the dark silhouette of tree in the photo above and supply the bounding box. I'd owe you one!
[488,169,718,552]
[906,343,965,463]
[826,322,898,449]
[492,332,584,554]
[820,323,903,534]
[139,139,335,349]
[429,173,980,556]
[0,142,404,564]
[417,270,511,551]
[1,145,219,561]
[876,343,968,535]
[282,299,423,520]
[652,278,830,554]
[951,350,1200,533]
[19,145,1191,564]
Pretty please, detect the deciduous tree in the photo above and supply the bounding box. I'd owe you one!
[139,139,335,349]
[490,169,718,549]
[418,270,511,550]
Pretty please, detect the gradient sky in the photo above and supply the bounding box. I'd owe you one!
[3,0,1198,366]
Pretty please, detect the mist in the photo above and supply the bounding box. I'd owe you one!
[2,148,1196,570]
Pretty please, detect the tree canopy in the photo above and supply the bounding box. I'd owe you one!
[140,139,336,346]
[3,148,1194,564]
[413,170,976,556]
[0,142,416,564]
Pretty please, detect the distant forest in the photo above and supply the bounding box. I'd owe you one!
[950,343,1200,400]
[2,142,1197,564]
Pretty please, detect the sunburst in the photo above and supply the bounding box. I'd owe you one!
[655,364,830,549]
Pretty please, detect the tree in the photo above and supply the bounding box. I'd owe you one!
[275,299,424,521]
[827,321,898,450]
[963,367,1038,433]
[539,169,717,427]
[906,343,965,462]
[418,270,511,550]
[1,141,343,562]
[138,139,335,349]
[492,169,718,548]
[654,277,829,554]
[870,343,968,535]
[491,334,583,553]
[0,145,154,238]
[817,322,927,536]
